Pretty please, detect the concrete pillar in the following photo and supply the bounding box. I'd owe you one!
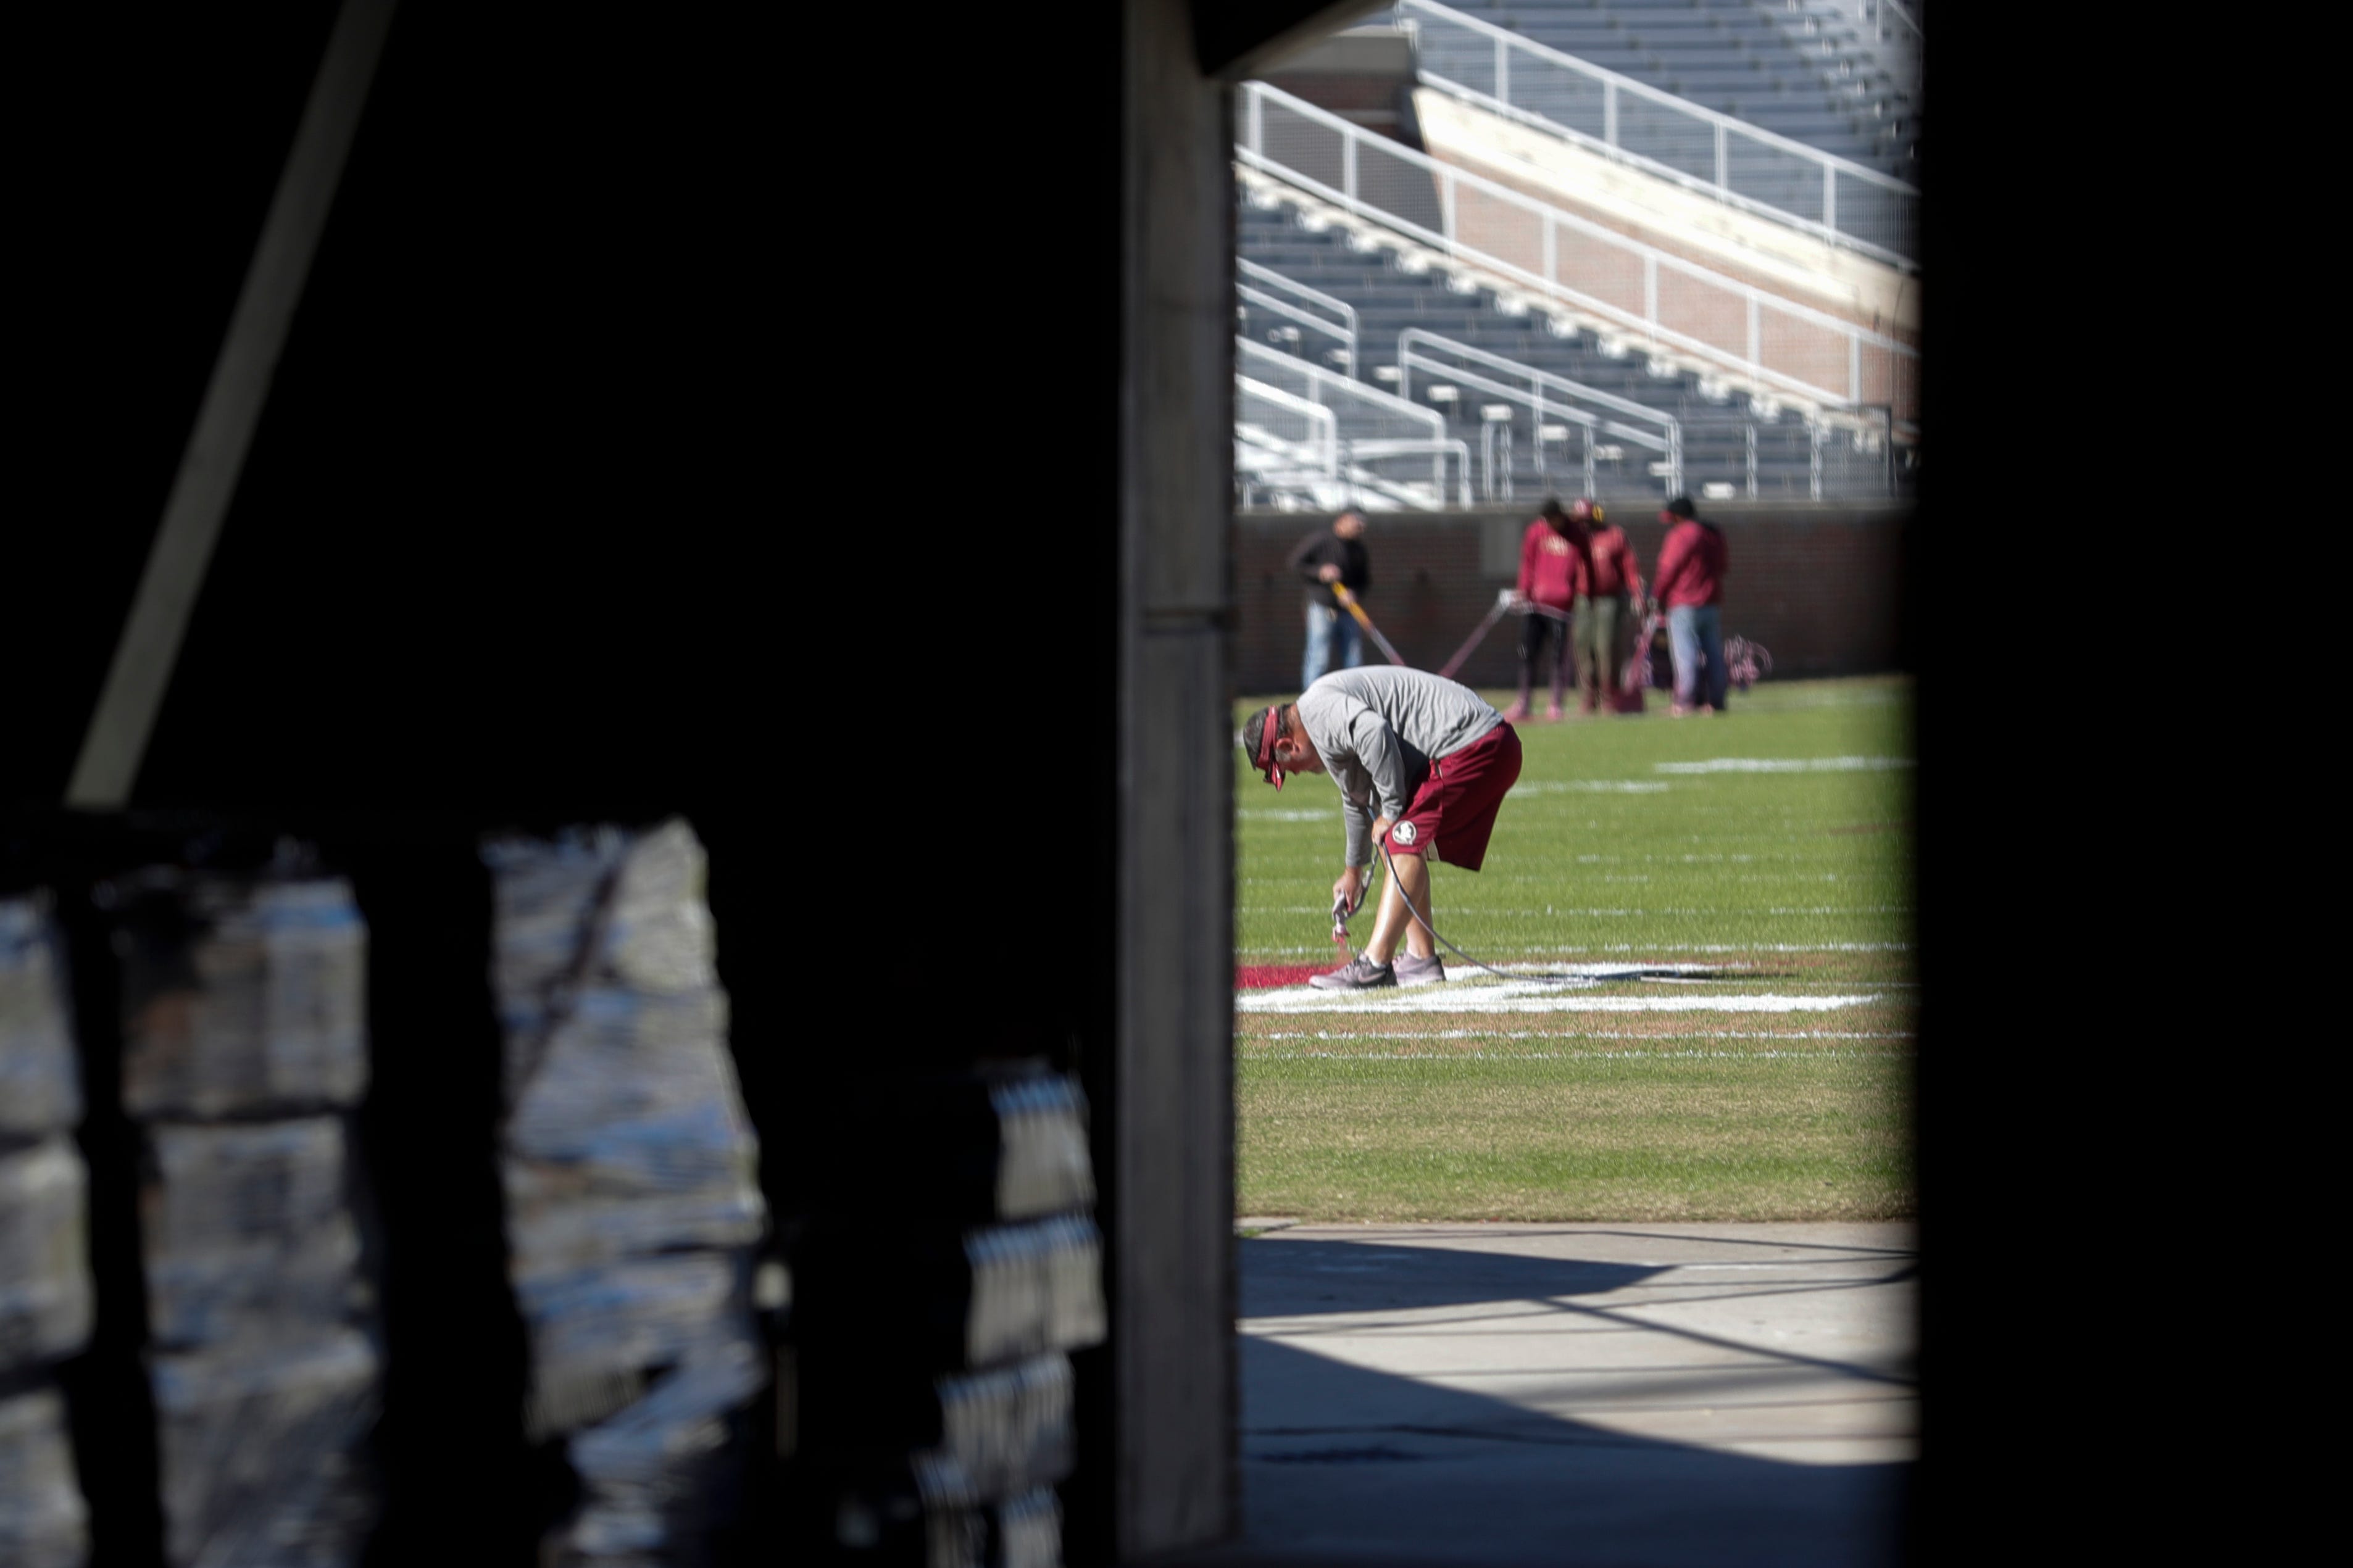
[1114,0,1238,1554]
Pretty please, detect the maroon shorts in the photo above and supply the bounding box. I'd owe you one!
[1383,721,1522,871]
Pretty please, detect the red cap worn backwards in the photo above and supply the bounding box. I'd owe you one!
[1253,705,1287,790]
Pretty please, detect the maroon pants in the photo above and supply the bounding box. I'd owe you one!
[1382,722,1522,872]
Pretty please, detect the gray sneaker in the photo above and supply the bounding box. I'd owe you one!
[1393,952,1446,987]
[1308,955,1396,990]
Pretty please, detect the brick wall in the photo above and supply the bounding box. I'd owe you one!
[1236,502,1909,697]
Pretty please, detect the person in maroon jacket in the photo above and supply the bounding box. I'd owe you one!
[1647,495,1730,715]
[1504,497,1593,722]
[1573,505,1642,715]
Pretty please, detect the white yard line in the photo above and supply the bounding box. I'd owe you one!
[1654,755,1915,773]
[1236,987,1883,1015]
[1255,1029,1910,1040]
[1251,907,1910,921]
[1264,1048,1903,1060]
[1245,960,1725,974]
[1680,942,1910,953]
[1243,939,1911,956]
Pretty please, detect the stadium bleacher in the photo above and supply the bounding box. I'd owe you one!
[1237,194,1904,507]
[1232,2,1921,510]
[1414,0,1918,185]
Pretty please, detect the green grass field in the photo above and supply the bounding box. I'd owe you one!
[1235,675,1915,1223]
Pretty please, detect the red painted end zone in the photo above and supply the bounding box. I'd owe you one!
[1236,963,1333,990]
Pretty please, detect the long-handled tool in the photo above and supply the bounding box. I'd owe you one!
[1435,592,1571,681]
[1619,605,1663,711]
[1436,588,1515,681]
[1628,602,1665,691]
[1330,583,1406,668]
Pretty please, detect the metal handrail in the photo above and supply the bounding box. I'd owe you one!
[1398,328,1678,449]
[1239,339,1467,499]
[1863,0,1922,43]
[1239,338,1473,506]
[1235,382,1347,508]
[1236,80,1917,418]
[1397,330,1678,498]
[1394,0,1916,265]
[1239,338,1445,436]
[1235,426,1467,514]
[1238,284,1357,368]
[1237,377,1339,476]
[1343,441,1479,511]
[1239,259,1357,341]
[1399,1,1911,193]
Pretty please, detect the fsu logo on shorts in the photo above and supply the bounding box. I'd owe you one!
[1392,820,1418,845]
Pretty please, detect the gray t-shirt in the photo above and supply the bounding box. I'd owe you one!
[1295,667,1503,867]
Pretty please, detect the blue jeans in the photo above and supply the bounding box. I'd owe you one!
[1667,604,1728,710]
[1302,600,1364,689]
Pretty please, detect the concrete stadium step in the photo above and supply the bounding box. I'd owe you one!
[1237,189,1900,504]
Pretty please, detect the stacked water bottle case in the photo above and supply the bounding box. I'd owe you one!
[802,1066,1106,1568]
[0,895,95,1568]
[484,819,770,1567]
[5,820,1101,1564]
[107,867,384,1567]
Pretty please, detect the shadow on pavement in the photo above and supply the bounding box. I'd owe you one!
[1241,1238,1667,1319]
[1156,1234,1910,1568]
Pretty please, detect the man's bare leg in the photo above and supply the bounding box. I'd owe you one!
[1365,851,1434,964]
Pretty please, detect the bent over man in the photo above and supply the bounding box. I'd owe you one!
[1238,666,1524,991]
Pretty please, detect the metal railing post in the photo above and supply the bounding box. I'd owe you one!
[1343,131,1357,207]
[1238,80,1915,421]
[1745,422,1757,498]
[1249,86,1263,156]
[1849,337,1862,405]
[1864,404,1896,497]
[1396,1,1916,267]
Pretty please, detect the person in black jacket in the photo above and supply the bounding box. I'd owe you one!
[1286,508,1372,689]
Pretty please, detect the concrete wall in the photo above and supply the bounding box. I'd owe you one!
[1414,89,1921,339]
[1236,500,1910,696]
[1259,25,1420,143]
[1112,0,1238,1554]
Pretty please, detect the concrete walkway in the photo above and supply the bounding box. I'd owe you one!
[1167,1221,1914,1568]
